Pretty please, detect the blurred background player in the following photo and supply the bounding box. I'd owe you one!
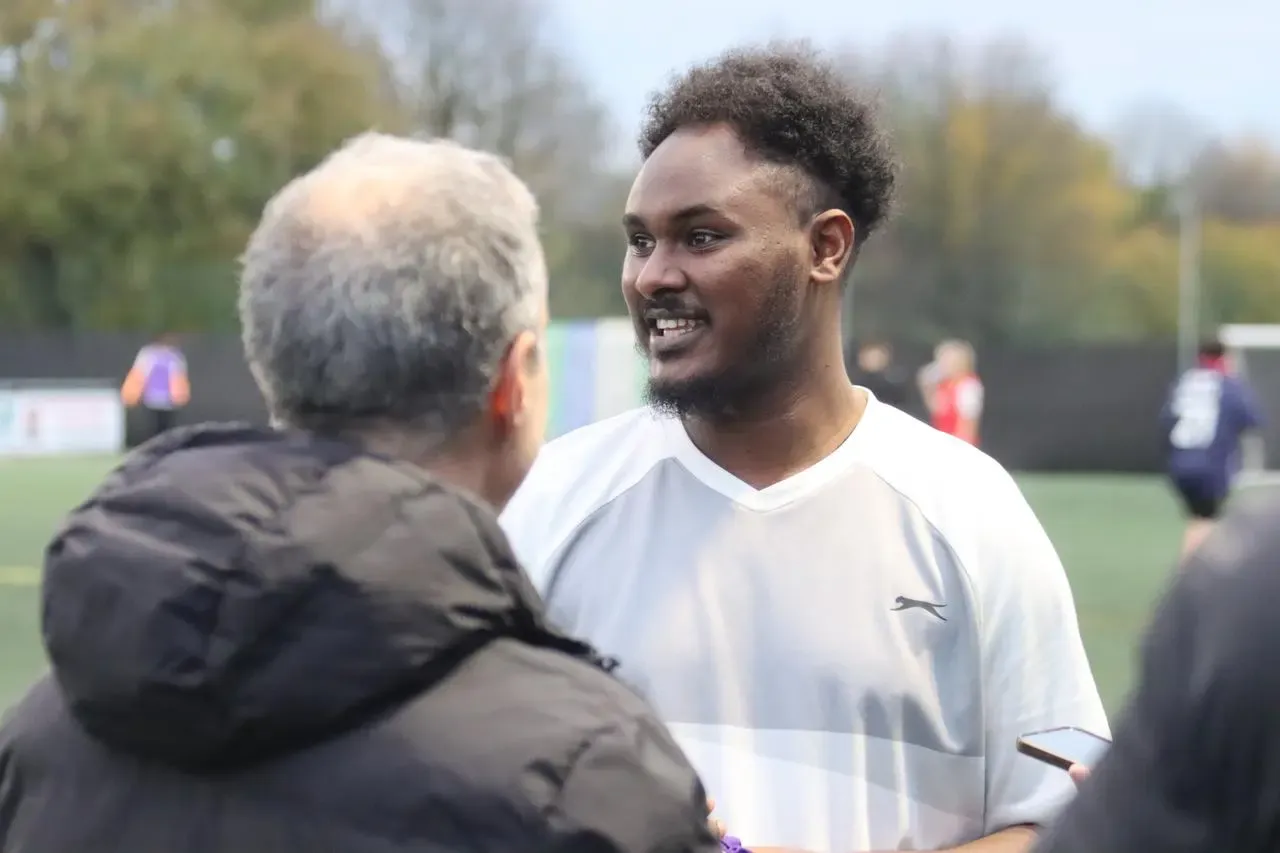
[120,333,190,442]
[919,338,984,444]
[848,340,909,408]
[1160,337,1263,558]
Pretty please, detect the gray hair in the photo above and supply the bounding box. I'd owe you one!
[239,132,546,440]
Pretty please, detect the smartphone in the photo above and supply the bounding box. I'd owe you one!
[1016,726,1111,771]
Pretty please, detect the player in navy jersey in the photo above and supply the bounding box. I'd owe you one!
[1160,338,1263,558]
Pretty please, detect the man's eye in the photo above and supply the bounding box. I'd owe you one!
[689,230,719,248]
[628,234,655,254]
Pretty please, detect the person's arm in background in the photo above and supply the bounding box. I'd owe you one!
[120,348,151,408]
[169,350,191,408]
[917,362,940,415]
[953,377,984,445]
[1035,502,1280,853]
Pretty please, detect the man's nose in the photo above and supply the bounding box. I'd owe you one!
[630,247,687,300]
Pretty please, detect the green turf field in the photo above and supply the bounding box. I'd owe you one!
[0,456,1192,715]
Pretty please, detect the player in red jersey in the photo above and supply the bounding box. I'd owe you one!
[920,339,984,445]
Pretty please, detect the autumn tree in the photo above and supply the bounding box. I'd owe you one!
[1110,99,1211,186]
[345,0,624,318]
[842,35,1131,347]
[1190,139,1280,224]
[540,173,632,319]
[386,0,614,220]
[4,8,1275,341]
[1104,126,1280,338]
[0,0,402,330]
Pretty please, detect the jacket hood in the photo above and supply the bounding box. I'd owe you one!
[41,424,600,773]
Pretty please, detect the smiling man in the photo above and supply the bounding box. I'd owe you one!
[501,43,1106,853]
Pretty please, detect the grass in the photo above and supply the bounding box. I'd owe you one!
[0,457,1197,715]
[1019,475,1183,711]
[0,456,120,707]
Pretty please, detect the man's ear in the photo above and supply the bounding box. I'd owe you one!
[809,209,855,286]
[488,330,538,431]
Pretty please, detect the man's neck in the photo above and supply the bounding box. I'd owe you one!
[354,426,498,507]
[681,362,865,490]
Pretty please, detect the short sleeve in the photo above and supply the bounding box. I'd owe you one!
[976,480,1109,832]
[1035,505,1280,853]
[546,718,720,853]
[132,347,153,372]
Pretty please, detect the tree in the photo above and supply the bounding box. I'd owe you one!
[1097,225,1180,337]
[356,0,624,318]
[543,173,632,319]
[0,0,402,330]
[1110,99,1211,186]
[1200,220,1280,327]
[844,35,1131,347]
[1190,139,1280,224]
[387,0,614,222]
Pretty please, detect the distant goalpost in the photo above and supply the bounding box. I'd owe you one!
[1219,324,1280,489]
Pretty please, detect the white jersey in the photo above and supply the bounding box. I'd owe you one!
[501,391,1107,852]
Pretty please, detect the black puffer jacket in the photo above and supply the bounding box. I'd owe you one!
[0,425,717,853]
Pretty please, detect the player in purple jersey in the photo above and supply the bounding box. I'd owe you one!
[1160,338,1263,558]
[121,333,190,443]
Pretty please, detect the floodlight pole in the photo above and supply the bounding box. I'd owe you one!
[1176,188,1201,372]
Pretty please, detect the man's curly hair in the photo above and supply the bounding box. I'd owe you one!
[639,42,896,250]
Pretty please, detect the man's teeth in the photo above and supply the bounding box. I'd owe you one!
[655,318,701,336]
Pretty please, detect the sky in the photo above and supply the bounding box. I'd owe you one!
[550,0,1280,165]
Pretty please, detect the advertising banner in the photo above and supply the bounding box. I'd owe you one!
[0,385,125,457]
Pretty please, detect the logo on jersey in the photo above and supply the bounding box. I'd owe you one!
[890,595,947,621]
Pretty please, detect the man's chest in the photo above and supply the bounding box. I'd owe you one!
[541,495,983,757]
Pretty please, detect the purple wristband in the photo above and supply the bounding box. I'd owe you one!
[721,835,750,853]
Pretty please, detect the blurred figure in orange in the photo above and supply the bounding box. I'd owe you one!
[919,339,984,445]
[121,333,190,442]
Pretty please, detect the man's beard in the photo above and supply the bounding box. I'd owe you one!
[642,275,805,423]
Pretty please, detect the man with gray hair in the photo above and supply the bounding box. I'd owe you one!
[0,133,719,853]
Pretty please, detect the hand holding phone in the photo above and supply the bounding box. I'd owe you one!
[1016,726,1110,772]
